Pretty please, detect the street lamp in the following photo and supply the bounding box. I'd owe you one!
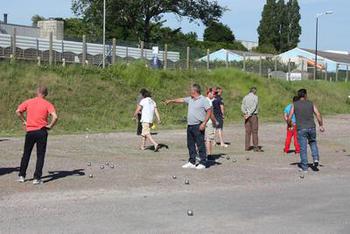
[314,11,333,80]
[102,0,106,68]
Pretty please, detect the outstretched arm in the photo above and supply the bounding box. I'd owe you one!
[165,98,185,105]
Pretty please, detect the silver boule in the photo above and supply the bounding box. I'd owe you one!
[187,209,194,216]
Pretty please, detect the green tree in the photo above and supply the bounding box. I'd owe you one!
[72,0,225,43]
[257,0,279,51]
[286,0,301,50]
[257,0,301,53]
[31,15,46,26]
[203,21,235,43]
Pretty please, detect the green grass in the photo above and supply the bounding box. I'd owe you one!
[0,61,349,136]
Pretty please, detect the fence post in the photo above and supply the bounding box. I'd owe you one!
[126,46,129,63]
[140,41,144,58]
[324,63,328,81]
[274,57,278,71]
[346,65,349,82]
[11,28,16,60]
[336,64,339,82]
[186,46,190,70]
[49,32,53,66]
[82,35,86,67]
[259,56,262,76]
[36,39,40,59]
[206,49,210,70]
[301,60,305,79]
[61,40,64,64]
[112,38,116,64]
[225,50,229,69]
[164,44,168,70]
[243,53,246,72]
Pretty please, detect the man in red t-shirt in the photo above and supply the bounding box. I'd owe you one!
[16,86,58,185]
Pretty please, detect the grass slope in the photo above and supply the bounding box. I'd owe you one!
[0,61,349,135]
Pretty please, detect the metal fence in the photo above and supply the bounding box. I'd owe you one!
[0,33,180,66]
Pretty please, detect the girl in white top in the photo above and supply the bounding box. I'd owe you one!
[133,90,161,151]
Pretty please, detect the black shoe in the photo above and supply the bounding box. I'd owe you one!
[254,147,264,152]
[154,145,161,152]
[314,160,319,167]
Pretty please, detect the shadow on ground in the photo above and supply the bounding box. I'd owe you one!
[0,167,19,176]
[290,162,322,172]
[41,169,85,184]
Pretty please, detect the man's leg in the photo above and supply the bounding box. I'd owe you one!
[252,115,259,148]
[308,128,320,162]
[187,126,197,165]
[146,134,159,150]
[284,127,293,153]
[245,119,252,150]
[33,130,48,180]
[293,126,300,153]
[194,125,207,166]
[298,129,308,171]
[19,132,36,178]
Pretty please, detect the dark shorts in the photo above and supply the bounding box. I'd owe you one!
[216,117,224,129]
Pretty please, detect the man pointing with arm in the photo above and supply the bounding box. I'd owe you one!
[166,84,215,169]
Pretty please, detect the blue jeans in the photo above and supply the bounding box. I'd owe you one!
[297,128,319,171]
[187,124,207,165]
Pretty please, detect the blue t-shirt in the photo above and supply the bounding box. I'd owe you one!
[284,104,296,124]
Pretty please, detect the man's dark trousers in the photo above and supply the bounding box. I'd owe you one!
[19,128,48,179]
[187,124,207,165]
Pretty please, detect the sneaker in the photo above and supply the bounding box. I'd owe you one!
[195,164,206,170]
[33,179,43,185]
[182,162,196,169]
[314,160,319,167]
[17,176,25,183]
[154,144,161,152]
[298,168,308,173]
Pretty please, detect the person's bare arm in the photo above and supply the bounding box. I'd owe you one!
[16,109,26,127]
[133,105,142,119]
[287,105,295,127]
[220,104,225,119]
[210,111,217,126]
[165,98,185,105]
[313,104,324,132]
[200,108,212,131]
[46,112,58,129]
[283,113,288,122]
[155,107,161,124]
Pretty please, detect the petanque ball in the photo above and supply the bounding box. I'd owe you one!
[100,165,104,169]
[246,157,250,161]
[300,174,304,179]
[172,176,177,179]
[185,179,190,185]
[89,174,93,178]
[187,209,194,216]
[105,162,109,166]
[110,164,114,169]
[232,159,237,163]
[87,162,91,166]
[226,156,230,160]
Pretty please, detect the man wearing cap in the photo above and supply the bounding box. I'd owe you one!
[16,86,58,185]
[241,87,263,152]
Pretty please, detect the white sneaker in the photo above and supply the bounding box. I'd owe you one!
[17,176,25,183]
[33,179,43,185]
[196,164,206,170]
[182,162,196,169]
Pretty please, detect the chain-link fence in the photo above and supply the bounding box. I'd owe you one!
[0,31,349,82]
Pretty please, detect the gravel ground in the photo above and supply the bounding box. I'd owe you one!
[0,115,350,234]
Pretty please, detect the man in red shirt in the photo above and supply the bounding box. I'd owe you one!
[16,86,58,185]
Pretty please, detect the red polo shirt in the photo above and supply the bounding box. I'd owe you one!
[17,97,56,132]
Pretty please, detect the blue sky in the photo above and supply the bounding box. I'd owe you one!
[1,0,349,51]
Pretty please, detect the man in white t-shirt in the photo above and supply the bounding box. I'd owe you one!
[133,89,161,152]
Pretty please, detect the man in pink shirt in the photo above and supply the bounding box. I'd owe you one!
[16,86,58,185]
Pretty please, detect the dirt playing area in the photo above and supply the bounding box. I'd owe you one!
[1,115,350,234]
